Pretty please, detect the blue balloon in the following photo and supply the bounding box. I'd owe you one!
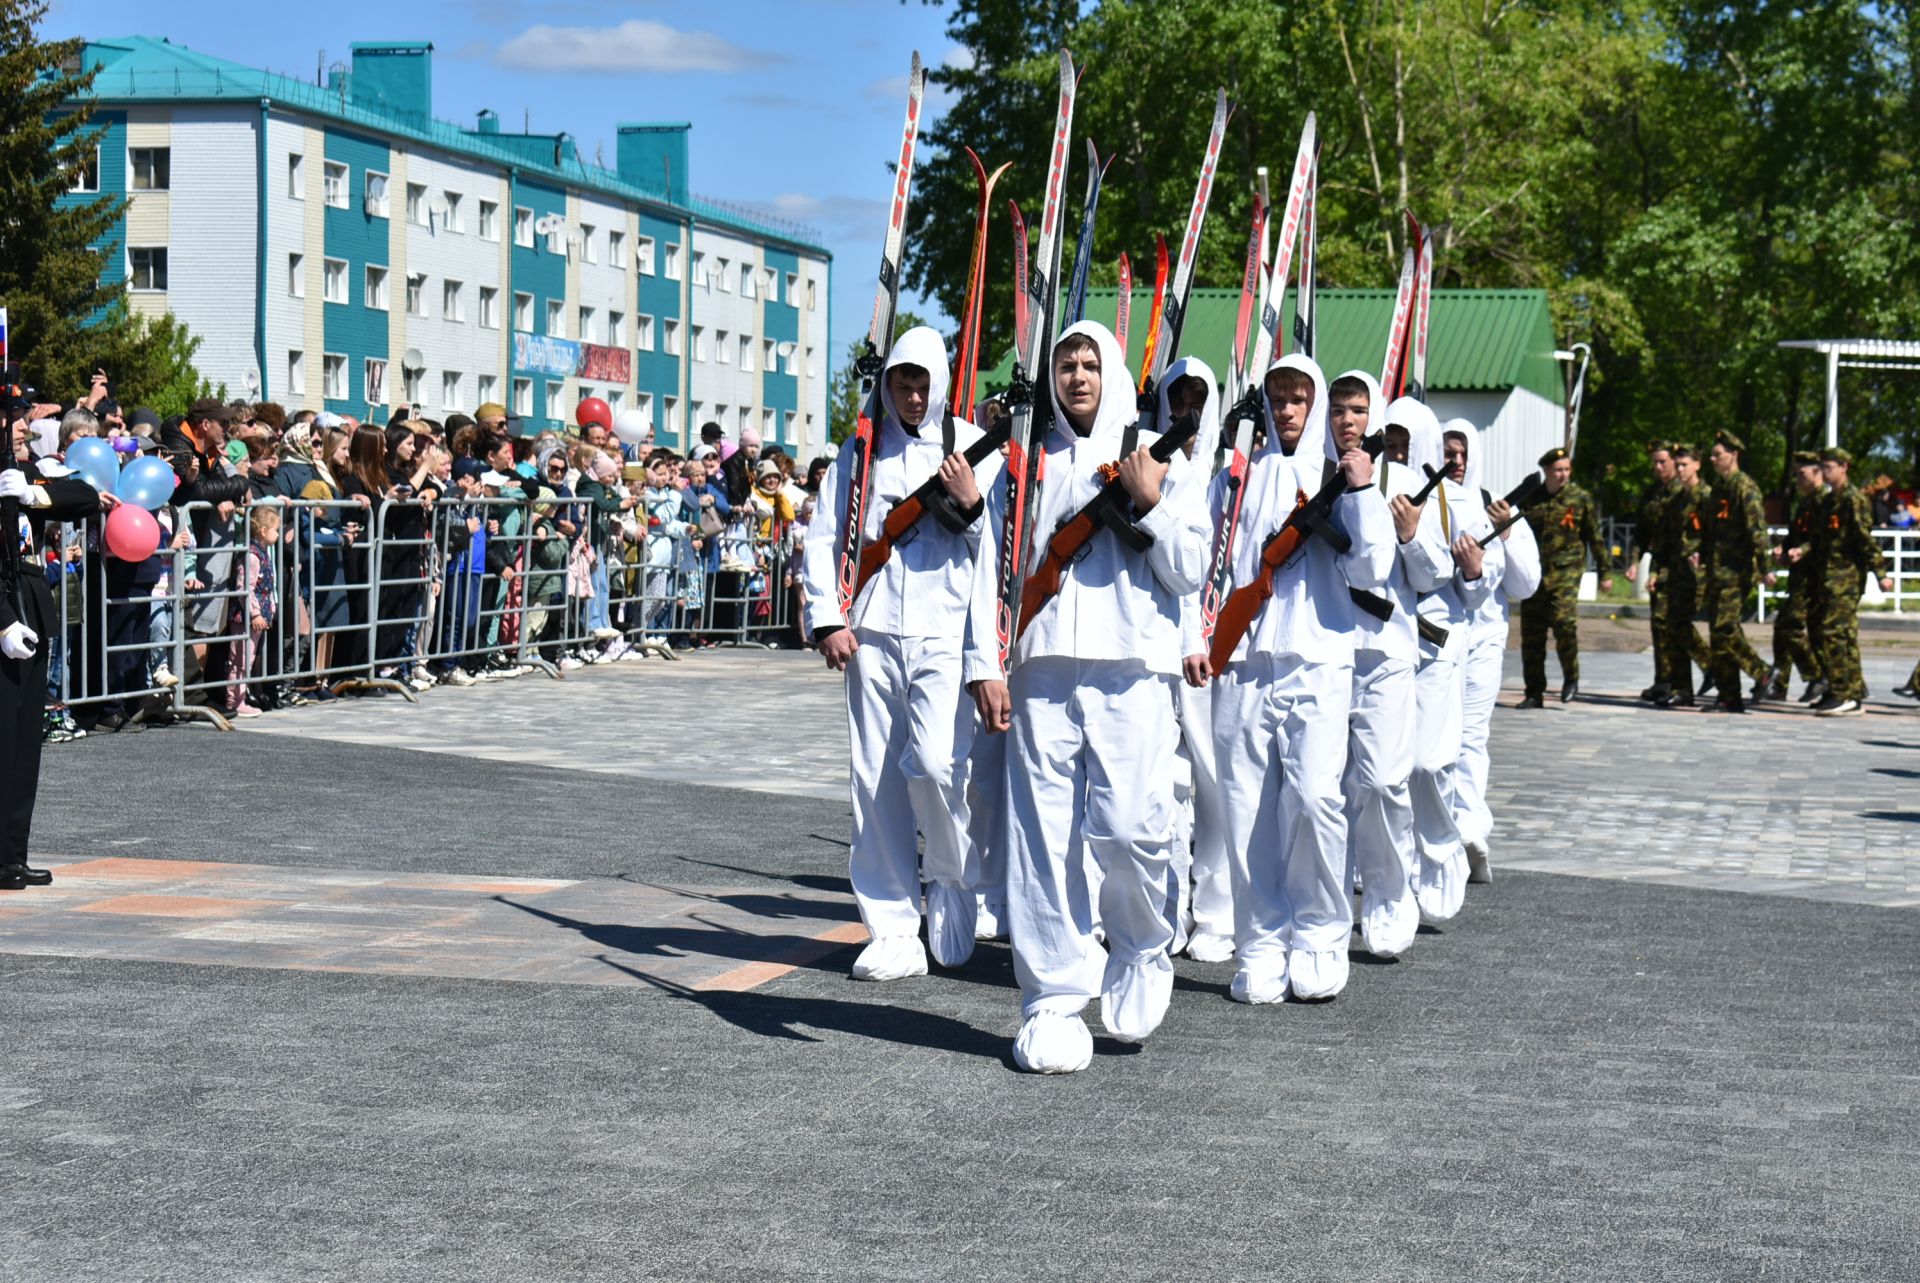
[117,455,178,511]
[65,437,119,493]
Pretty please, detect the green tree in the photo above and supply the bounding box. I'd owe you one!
[828,310,929,443]
[0,1,209,410]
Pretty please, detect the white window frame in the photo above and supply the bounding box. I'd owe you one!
[287,350,305,397]
[478,285,499,330]
[477,374,498,408]
[762,408,775,439]
[443,279,464,323]
[580,223,597,264]
[406,272,426,317]
[638,235,656,275]
[71,144,100,193]
[323,161,349,209]
[763,339,777,373]
[365,358,388,406]
[693,325,708,362]
[637,314,655,352]
[716,329,731,365]
[323,353,347,401]
[406,182,427,226]
[129,146,170,192]
[716,257,731,293]
[545,380,563,422]
[365,264,390,312]
[127,246,168,292]
[364,170,390,218]
[783,410,795,441]
[404,367,424,406]
[514,206,534,248]
[663,243,681,280]
[785,272,798,305]
[287,252,304,298]
[740,263,756,298]
[609,230,626,269]
[286,153,304,200]
[740,335,754,372]
[512,291,533,333]
[546,299,565,338]
[323,257,348,304]
[478,200,498,241]
[608,312,626,348]
[608,389,625,414]
[512,377,533,417]
[692,251,706,288]
[441,371,462,411]
[443,191,462,233]
[664,396,679,436]
[663,319,682,355]
[578,305,596,345]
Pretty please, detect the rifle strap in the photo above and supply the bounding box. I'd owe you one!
[1300,507,1351,555]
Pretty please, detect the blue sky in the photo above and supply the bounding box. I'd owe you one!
[52,0,963,372]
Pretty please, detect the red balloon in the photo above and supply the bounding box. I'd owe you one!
[104,502,162,562]
[575,397,612,430]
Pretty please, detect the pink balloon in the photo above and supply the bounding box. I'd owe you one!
[104,502,162,562]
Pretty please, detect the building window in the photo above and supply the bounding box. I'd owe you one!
[740,335,753,372]
[323,161,348,209]
[785,272,798,305]
[693,326,707,362]
[285,153,305,200]
[287,253,304,298]
[478,200,498,240]
[287,351,305,396]
[406,273,426,317]
[323,257,348,304]
[512,377,533,416]
[545,299,564,338]
[664,395,679,436]
[580,223,597,264]
[442,371,461,411]
[609,231,626,269]
[406,182,426,226]
[806,278,818,310]
[545,381,563,421]
[366,358,388,405]
[607,389,624,414]
[477,374,497,408]
[740,263,756,298]
[692,400,705,428]
[716,329,731,365]
[514,206,534,248]
[365,171,389,218]
[663,243,681,280]
[805,345,818,378]
[365,265,390,311]
[663,318,681,355]
[737,405,751,435]
[784,410,795,442]
[634,391,652,426]
[637,314,654,352]
[130,147,170,191]
[443,279,464,323]
[403,366,424,406]
[693,251,709,288]
[717,257,733,293]
[638,235,655,275]
[442,191,462,233]
[513,292,533,332]
[764,339,777,373]
[715,404,728,430]
[608,312,626,347]
[323,353,347,400]
[71,145,100,193]
[578,306,596,345]
[128,247,168,291]
[478,286,499,330]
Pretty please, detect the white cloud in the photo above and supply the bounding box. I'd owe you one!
[496,20,780,74]
[942,45,975,71]
[865,73,910,102]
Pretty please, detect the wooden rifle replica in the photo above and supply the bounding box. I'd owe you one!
[850,414,1015,601]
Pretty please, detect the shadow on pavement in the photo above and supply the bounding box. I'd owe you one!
[496,897,859,976]
[1871,767,1920,780]
[594,953,1014,1063]
[1862,810,1920,824]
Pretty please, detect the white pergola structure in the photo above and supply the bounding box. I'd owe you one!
[1777,339,1920,448]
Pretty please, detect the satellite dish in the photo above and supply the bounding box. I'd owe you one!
[430,195,450,218]
[403,348,424,372]
[363,195,381,216]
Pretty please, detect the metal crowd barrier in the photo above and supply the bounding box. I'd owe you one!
[1755,526,1915,621]
[41,486,808,734]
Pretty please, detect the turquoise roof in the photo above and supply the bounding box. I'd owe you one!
[66,36,830,258]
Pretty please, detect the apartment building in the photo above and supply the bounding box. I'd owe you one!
[62,37,832,457]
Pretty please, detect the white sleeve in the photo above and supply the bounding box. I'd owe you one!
[1335,487,1394,591]
[1399,497,1453,594]
[1502,516,1543,601]
[800,439,852,632]
[963,464,1009,685]
[1140,449,1209,598]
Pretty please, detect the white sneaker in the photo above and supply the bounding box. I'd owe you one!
[1466,838,1493,885]
[559,657,585,672]
[409,675,435,691]
[923,882,977,968]
[1012,1011,1094,1075]
[850,935,927,982]
[1101,954,1173,1045]
[1288,948,1350,1001]
[642,635,670,649]
[442,669,476,687]
[600,639,630,662]
[591,626,621,640]
[1183,930,1235,963]
[973,896,1008,942]
[152,665,180,688]
[1229,962,1289,1005]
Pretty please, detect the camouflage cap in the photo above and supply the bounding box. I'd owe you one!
[1791,450,1822,467]
[1819,446,1853,467]
[1714,430,1744,454]
[1538,446,1569,468]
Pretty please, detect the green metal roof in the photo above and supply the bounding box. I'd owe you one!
[66,36,831,257]
[982,287,1562,404]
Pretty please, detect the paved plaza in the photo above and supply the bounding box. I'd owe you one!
[5,643,1918,1280]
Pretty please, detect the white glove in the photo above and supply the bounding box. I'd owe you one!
[0,469,30,502]
[0,621,38,660]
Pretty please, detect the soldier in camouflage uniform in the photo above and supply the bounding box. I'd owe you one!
[1653,446,1715,707]
[1803,448,1891,716]
[1627,441,1679,701]
[1519,446,1611,707]
[1695,431,1773,713]
[1767,451,1828,702]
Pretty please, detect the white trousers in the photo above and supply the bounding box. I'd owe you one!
[1411,648,1467,921]
[1343,652,1418,950]
[1454,628,1505,849]
[1174,680,1233,939]
[1005,658,1177,1019]
[967,725,1008,909]
[846,628,977,939]
[1215,654,1354,971]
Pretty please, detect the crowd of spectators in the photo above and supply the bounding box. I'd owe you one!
[17,378,830,742]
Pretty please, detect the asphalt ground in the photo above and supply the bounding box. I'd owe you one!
[6,648,1918,1281]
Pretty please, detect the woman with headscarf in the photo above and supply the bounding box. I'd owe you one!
[1209,354,1392,1008]
[801,325,999,983]
[965,320,1209,1074]
[1452,420,1540,885]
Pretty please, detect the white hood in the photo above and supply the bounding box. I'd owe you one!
[1260,352,1333,495]
[1329,368,1385,458]
[878,324,951,440]
[1050,319,1136,442]
[1444,417,1484,493]
[1388,395,1444,478]
[1157,354,1222,467]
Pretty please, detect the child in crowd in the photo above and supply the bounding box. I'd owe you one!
[227,504,281,718]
